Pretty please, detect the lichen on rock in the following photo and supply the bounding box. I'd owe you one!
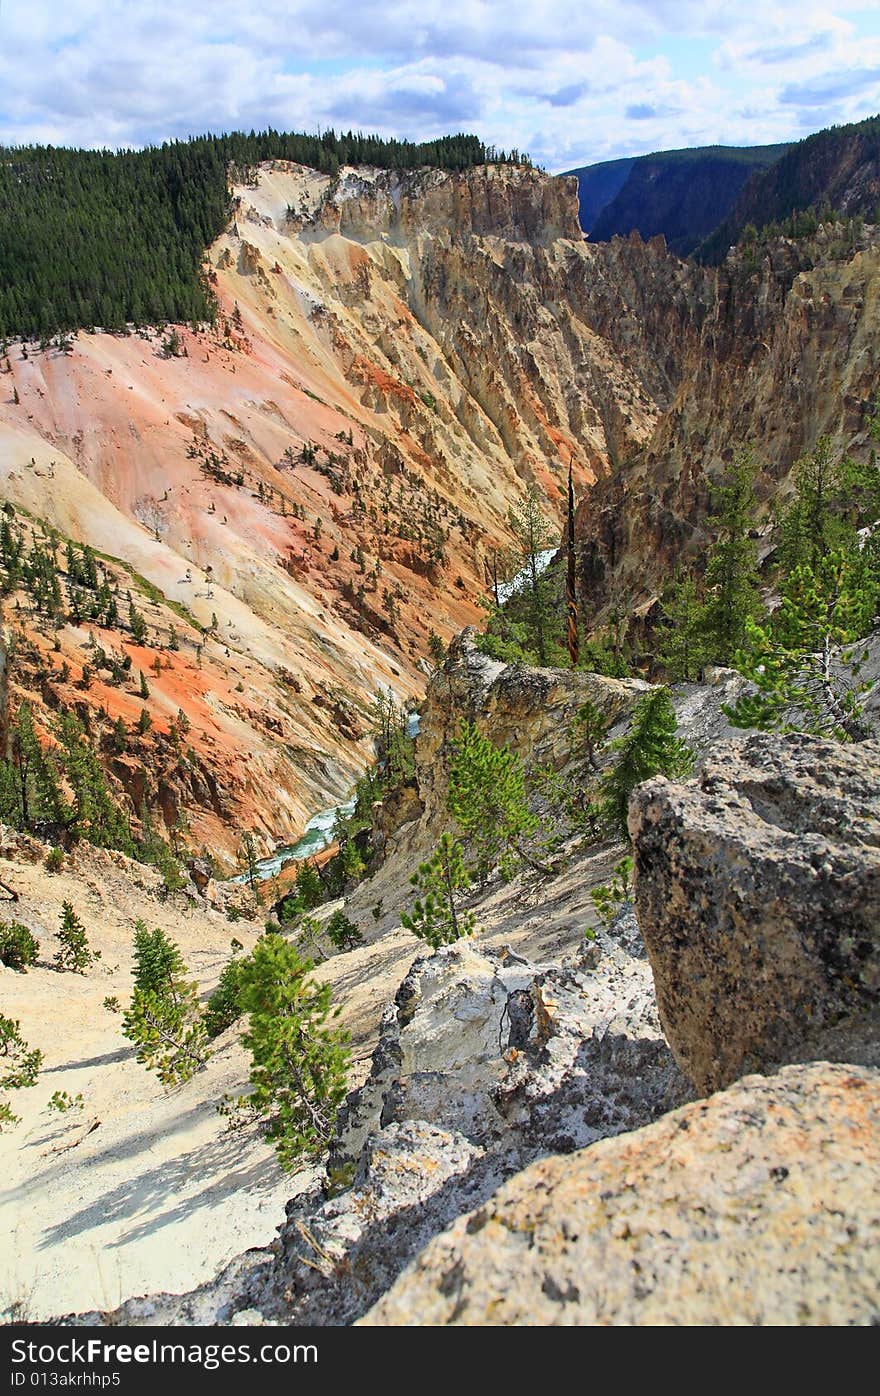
[629,731,880,1092]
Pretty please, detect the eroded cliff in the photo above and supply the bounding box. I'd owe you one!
[0,162,688,860]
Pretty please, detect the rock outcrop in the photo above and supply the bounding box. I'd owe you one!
[67,921,687,1326]
[379,630,648,864]
[577,227,880,620]
[47,709,880,1328]
[629,732,880,1092]
[363,1062,880,1327]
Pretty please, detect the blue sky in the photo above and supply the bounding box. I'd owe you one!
[0,1,878,169]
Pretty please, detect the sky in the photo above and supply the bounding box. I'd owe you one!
[0,1,878,170]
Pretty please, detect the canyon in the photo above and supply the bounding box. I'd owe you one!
[4,158,877,862]
[1,149,879,1327]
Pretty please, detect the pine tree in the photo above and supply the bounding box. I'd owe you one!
[0,703,67,833]
[601,688,694,842]
[725,550,874,740]
[293,916,329,963]
[236,935,350,1169]
[571,699,609,771]
[401,832,476,948]
[447,720,541,879]
[293,858,324,911]
[128,602,147,644]
[508,486,555,664]
[778,437,841,572]
[325,909,363,952]
[123,922,209,1085]
[241,830,260,904]
[55,712,134,852]
[700,449,763,665]
[0,1014,42,1131]
[55,901,93,973]
[130,920,183,995]
[657,574,708,681]
[204,949,248,1039]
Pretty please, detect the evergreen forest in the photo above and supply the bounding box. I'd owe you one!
[0,129,521,339]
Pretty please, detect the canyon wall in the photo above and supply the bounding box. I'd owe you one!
[578,226,880,617]
[0,162,686,858]
[1,159,877,856]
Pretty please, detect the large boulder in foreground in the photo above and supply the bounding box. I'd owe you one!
[362,1062,880,1326]
[628,733,880,1093]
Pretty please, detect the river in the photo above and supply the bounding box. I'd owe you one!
[496,549,557,604]
[228,709,423,883]
[229,552,555,887]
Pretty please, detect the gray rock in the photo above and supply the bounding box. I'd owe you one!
[72,935,686,1326]
[185,856,215,893]
[362,1062,880,1327]
[629,732,880,1093]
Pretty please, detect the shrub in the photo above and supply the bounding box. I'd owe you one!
[236,935,350,1169]
[47,1089,84,1113]
[325,910,363,952]
[55,902,93,973]
[44,846,64,873]
[0,920,40,972]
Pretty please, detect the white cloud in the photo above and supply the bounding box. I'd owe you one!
[0,2,877,166]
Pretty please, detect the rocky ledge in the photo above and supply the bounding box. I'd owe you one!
[630,732,880,1092]
[364,1061,880,1326]
[61,731,879,1327]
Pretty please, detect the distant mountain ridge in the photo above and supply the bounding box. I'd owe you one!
[564,143,789,256]
[698,113,880,262]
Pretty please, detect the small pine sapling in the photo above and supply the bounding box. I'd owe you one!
[55,902,93,973]
[122,922,209,1085]
[236,935,350,1169]
[572,699,609,770]
[590,856,634,929]
[401,832,475,948]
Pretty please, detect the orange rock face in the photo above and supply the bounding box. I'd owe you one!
[0,161,674,862]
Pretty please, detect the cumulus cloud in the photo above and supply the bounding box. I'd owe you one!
[0,1,878,167]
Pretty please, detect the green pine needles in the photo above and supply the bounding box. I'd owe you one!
[54,902,93,974]
[0,131,523,340]
[0,920,40,972]
[236,935,350,1169]
[122,921,209,1086]
[726,549,875,739]
[0,1015,42,1131]
[204,949,248,1039]
[325,910,363,952]
[401,832,476,948]
[600,688,694,842]
[447,720,539,880]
